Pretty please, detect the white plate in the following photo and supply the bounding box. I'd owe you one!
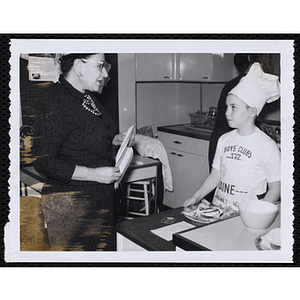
[182,212,216,224]
[255,233,281,251]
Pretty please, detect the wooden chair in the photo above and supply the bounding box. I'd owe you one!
[126,178,156,216]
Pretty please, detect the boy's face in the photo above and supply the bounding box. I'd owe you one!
[225,94,252,129]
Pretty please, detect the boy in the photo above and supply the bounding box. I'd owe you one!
[184,63,281,211]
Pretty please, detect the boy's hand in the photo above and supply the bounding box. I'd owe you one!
[183,196,198,207]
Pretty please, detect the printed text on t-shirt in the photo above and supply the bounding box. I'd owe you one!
[224,144,252,159]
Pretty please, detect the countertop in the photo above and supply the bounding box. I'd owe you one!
[157,124,212,141]
[117,207,206,251]
[117,207,238,251]
[174,204,280,251]
[117,204,280,252]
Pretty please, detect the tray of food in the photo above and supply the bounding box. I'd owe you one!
[182,199,238,224]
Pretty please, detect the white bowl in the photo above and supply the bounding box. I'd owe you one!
[238,201,278,230]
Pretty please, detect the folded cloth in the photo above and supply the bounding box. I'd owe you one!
[136,125,155,138]
[134,135,173,192]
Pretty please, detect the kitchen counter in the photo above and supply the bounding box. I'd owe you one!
[117,207,207,251]
[173,205,280,251]
[117,204,280,252]
[157,124,212,141]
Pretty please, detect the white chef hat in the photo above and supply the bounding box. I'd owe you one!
[228,62,281,115]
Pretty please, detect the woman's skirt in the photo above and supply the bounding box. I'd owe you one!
[41,182,116,251]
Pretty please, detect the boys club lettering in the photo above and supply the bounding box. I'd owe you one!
[217,181,249,196]
[214,142,254,207]
[224,144,252,159]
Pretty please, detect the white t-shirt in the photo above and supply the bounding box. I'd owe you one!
[212,127,281,209]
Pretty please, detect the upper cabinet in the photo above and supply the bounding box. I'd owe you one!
[178,53,212,81]
[136,53,237,82]
[135,53,175,81]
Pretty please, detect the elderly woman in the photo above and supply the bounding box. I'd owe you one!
[34,53,126,251]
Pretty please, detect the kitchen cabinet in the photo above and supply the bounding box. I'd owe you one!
[136,53,237,82]
[158,131,209,208]
[118,53,237,132]
[178,53,212,81]
[136,53,175,81]
[117,233,147,251]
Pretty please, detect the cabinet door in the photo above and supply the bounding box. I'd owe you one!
[158,131,209,156]
[136,53,175,81]
[178,53,212,81]
[163,148,209,208]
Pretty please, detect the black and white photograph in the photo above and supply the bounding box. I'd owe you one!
[3,38,294,265]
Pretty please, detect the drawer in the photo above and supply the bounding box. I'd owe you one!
[122,165,157,183]
[158,131,209,156]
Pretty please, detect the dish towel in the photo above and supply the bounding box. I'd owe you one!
[134,135,173,192]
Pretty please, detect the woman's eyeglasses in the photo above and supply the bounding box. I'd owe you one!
[81,59,111,73]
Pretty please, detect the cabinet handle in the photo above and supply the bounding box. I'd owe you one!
[164,76,172,79]
[170,151,183,157]
[202,76,209,80]
[173,140,182,144]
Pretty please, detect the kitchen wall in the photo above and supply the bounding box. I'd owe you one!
[118,54,136,133]
[201,83,225,112]
[118,53,280,133]
[136,82,226,134]
[118,54,227,133]
[136,82,199,132]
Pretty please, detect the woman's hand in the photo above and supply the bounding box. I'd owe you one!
[112,132,126,146]
[91,167,121,184]
[183,196,198,207]
[72,165,121,184]
[112,131,135,147]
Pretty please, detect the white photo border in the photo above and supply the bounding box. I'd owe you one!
[6,38,295,263]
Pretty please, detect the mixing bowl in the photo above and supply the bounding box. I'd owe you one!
[238,200,278,230]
